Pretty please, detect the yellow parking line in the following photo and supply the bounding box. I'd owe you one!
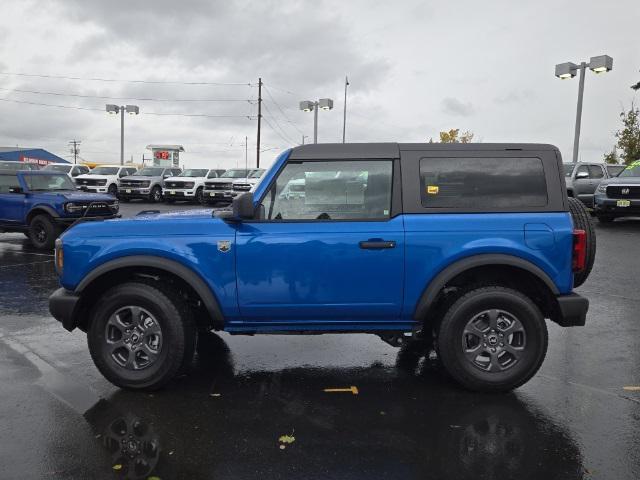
[623,386,640,391]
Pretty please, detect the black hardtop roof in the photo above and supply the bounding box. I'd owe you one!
[289,142,559,160]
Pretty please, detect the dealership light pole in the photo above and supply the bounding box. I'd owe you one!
[299,98,334,143]
[106,104,140,165]
[555,55,613,163]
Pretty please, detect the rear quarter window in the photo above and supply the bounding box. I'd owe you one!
[0,174,20,193]
[419,157,548,208]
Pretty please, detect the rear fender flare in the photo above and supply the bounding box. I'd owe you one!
[412,254,559,321]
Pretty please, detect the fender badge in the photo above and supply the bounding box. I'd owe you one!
[217,240,231,253]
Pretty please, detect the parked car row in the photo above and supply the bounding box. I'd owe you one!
[201,168,265,205]
[564,161,640,223]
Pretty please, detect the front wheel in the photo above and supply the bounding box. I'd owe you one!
[195,187,204,204]
[437,286,548,393]
[87,281,196,390]
[596,214,614,224]
[108,183,118,197]
[150,186,162,203]
[28,214,61,250]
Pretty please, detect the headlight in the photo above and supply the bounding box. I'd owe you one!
[596,183,607,194]
[110,200,119,212]
[97,179,107,186]
[64,202,85,213]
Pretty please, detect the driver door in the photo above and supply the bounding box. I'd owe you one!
[235,159,405,327]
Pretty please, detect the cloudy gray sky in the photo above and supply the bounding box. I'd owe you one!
[1,0,638,169]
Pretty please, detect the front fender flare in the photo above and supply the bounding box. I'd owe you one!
[76,255,224,329]
[412,254,559,321]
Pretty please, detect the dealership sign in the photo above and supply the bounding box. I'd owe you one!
[21,156,54,166]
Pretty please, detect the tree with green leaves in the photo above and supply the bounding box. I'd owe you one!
[429,128,475,143]
[609,103,640,165]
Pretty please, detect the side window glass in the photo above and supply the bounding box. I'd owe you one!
[0,174,20,193]
[575,165,589,178]
[419,157,547,208]
[588,165,604,179]
[260,160,393,221]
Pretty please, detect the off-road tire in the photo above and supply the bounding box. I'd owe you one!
[87,281,196,390]
[437,286,548,393]
[567,197,596,287]
[28,214,60,250]
[108,183,118,196]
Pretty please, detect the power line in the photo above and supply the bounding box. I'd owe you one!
[262,103,297,144]
[0,87,255,103]
[0,97,255,119]
[262,116,296,146]
[0,71,253,86]
[263,85,304,136]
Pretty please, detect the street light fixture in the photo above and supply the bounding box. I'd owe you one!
[299,98,334,143]
[105,104,140,165]
[555,54,613,163]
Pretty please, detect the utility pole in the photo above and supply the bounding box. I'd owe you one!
[342,76,349,143]
[68,139,81,164]
[245,136,248,171]
[256,77,262,168]
[302,135,308,145]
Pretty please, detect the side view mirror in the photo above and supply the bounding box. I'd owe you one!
[215,192,255,222]
[575,171,589,179]
[163,174,170,179]
[9,186,23,194]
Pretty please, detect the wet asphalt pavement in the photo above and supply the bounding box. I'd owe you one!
[0,201,639,479]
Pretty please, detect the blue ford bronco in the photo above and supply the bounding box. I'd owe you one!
[0,169,119,249]
[49,143,594,392]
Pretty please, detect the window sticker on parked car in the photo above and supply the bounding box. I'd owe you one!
[427,185,439,194]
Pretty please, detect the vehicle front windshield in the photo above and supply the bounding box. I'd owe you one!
[179,169,208,177]
[43,165,72,173]
[619,162,640,178]
[134,167,164,176]
[90,167,119,175]
[563,163,574,177]
[220,169,249,178]
[249,169,265,178]
[24,173,76,191]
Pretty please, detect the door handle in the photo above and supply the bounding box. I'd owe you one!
[359,240,396,249]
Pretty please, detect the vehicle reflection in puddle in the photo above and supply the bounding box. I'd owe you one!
[82,332,584,480]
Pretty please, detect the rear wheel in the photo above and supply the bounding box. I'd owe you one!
[437,286,548,392]
[87,281,196,390]
[28,214,61,250]
[568,197,596,287]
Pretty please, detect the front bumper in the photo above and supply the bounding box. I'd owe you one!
[49,288,81,331]
[555,293,589,327]
[203,190,234,203]
[594,195,640,215]
[78,186,109,193]
[164,189,196,199]
[119,188,151,199]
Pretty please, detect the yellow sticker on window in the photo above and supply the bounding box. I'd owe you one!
[427,185,439,194]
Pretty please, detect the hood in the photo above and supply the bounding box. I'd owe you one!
[31,190,114,202]
[121,175,158,181]
[133,208,217,220]
[76,174,111,180]
[59,191,116,202]
[600,176,640,186]
[165,176,204,182]
[63,207,231,239]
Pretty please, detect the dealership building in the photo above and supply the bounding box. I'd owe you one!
[0,147,68,166]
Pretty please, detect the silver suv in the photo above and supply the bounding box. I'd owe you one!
[119,166,182,203]
[564,162,610,208]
